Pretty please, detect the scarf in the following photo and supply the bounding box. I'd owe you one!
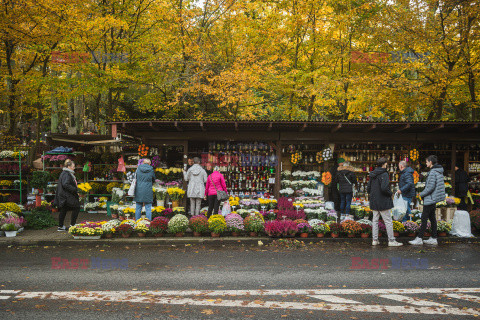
[63,167,77,186]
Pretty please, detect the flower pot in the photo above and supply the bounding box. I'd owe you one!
[347,233,355,238]
[137,233,146,237]
[361,233,370,238]
[316,233,324,238]
[300,233,308,238]
[172,201,180,208]
[249,232,258,237]
[104,233,113,239]
[231,232,240,237]
[438,232,447,237]
[193,231,202,237]
[394,232,400,237]
[175,232,184,237]
[157,200,165,207]
[211,232,220,237]
[331,233,339,238]
[407,233,416,237]
[425,232,431,237]
[154,233,164,237]
[52,208,59,213]
[112,214,118,219]
[121,233,131,238]
[5,231,17,237]
[119,216,125,221]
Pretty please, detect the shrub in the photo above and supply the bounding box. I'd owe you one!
[225,213,244,232]
[208,214,227,234]
[24,208,56,230]
[264,220,298,237]
[167,214,189,233]
[189,215,209,233]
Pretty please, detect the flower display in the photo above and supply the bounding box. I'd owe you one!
[138,144,149,157]
[150,217,169,234]
[68,222,103,236]
[341,220,362,235]
[279,188,294,196]
[154,185,168,200]
[244,214,265,233]
[167,214,189,233]
[392,220,405,233]
[208,214,227,234]
[189,215,209,233]
[403,220,420,233]
[0,202,21,214]
[327,212,337,221]
[225,213,244,232]
[276,209,306,221]
[312,222,330,234]
[117,224,134,235]
[359,223,372,234]
[293,219,308,225]
[167,187,186,201]
[437,220,452,232]
[329,222,341,234]
[321,172,332,186]
[357,219,372,226]
[264,220,298,237]
[297,222,312,234]
[101,220,120,234]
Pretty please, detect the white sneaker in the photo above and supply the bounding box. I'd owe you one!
[372,240,379,246]
[408,237,423,245]
[388,240,403,247]
[423,237,438,245]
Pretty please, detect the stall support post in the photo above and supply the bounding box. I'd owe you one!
[111,124,117,138]
[274,140,282,199]
[182,140,189,209]
[451,143,456,196]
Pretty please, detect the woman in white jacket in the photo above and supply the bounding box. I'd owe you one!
[183,157,208,216]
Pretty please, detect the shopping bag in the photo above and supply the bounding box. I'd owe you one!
[221,201,231,216]
[450,210,474,237]
[127,179,136,197]
[392,193,407,221]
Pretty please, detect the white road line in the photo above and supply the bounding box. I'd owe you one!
[446,293,480,304]
[11,291,480,316]
[378,294,449,307]
[0,290,21,294]
[0,296,12,300]
[309,295,362,304]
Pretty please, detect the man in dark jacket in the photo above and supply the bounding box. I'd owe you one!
[54,160,80,232]
[367,157,402,247]
[336,159,357,220]
[455,164,470,211]
[397,161,415,222]
[409,155,446,246]
[134,159,156,220]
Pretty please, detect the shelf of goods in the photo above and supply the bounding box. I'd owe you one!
[0,152,27,205]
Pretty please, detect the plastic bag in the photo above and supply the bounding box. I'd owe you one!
[127,179,136,197]
[325,201,335,210]
[392,194,407,221]
[221,201,231,216]
[450,210,474,237]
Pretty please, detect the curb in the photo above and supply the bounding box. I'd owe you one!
[0,236,478,248]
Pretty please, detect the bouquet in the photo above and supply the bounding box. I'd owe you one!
[189,215,209,233]
[225,213,244,232]
[167,214,189,233]
[167,187,185,201]
[208,214,227,234]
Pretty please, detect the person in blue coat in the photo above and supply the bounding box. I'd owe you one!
[134,159,156,220]
[396,161,415,222]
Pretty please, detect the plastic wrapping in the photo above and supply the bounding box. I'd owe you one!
[450,210,474,238]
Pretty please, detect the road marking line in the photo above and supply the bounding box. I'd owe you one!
[11,291,480,316]
[446,293,480,304]
[0,290,21,294]
[0,296,12,300]
[378,294,449,307]
[309,295,362,304]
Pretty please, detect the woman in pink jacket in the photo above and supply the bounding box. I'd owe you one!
[204,166,227,217]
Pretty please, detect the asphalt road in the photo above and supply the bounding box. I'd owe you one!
[1,241,479,319]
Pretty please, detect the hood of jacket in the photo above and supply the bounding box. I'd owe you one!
[338,166,355,173]
[189,164,204,176]
[430,164,444,175]
[370,167,387,179]
[138,163,153,174]
[401,166,415,175]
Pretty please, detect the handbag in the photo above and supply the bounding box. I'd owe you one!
[127,179,136,196]
[210,176,229,201]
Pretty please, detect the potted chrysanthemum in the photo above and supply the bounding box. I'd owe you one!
[189,215,209,237]
[208,214,227,237]
[168,214,189,236]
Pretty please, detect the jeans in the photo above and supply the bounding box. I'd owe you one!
[402,197,412,222]
[418,204,437,239]
[190,198,202,216]
[372,209,395,242]
[135,202,152,220]
[59,206,80,228]
[339,193,353,216]
[207,195,220,218]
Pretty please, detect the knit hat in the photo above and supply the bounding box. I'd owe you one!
[337,158,345,164]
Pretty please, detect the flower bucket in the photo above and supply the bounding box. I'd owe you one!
[157,200,165,207]
[193,232,202,237]
[360,233,370,238]
[331,233,339,238]
[172,201,180,208]
[347,233,355,238]
[249,232,257,237]
[5,231,17,237]
[175,232,184,237]
[316,233,324,238]
[300,233,308,238]
[211,232,220,237]
[137,233,146,237]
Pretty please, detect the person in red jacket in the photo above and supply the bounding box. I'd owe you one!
[204,168,227,217]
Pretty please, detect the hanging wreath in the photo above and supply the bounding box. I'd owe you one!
[321,172,332,186]
[410,149,419,161]
[316,151,324,164]
[291,152,302,164]
[322,147,333,161]
[138,144,149,157]
[413,171,420,184]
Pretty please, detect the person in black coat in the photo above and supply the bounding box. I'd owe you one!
[367,157,402,247]
[54,159,80,232]
[336,159,357,219]
[455,165,470,211]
